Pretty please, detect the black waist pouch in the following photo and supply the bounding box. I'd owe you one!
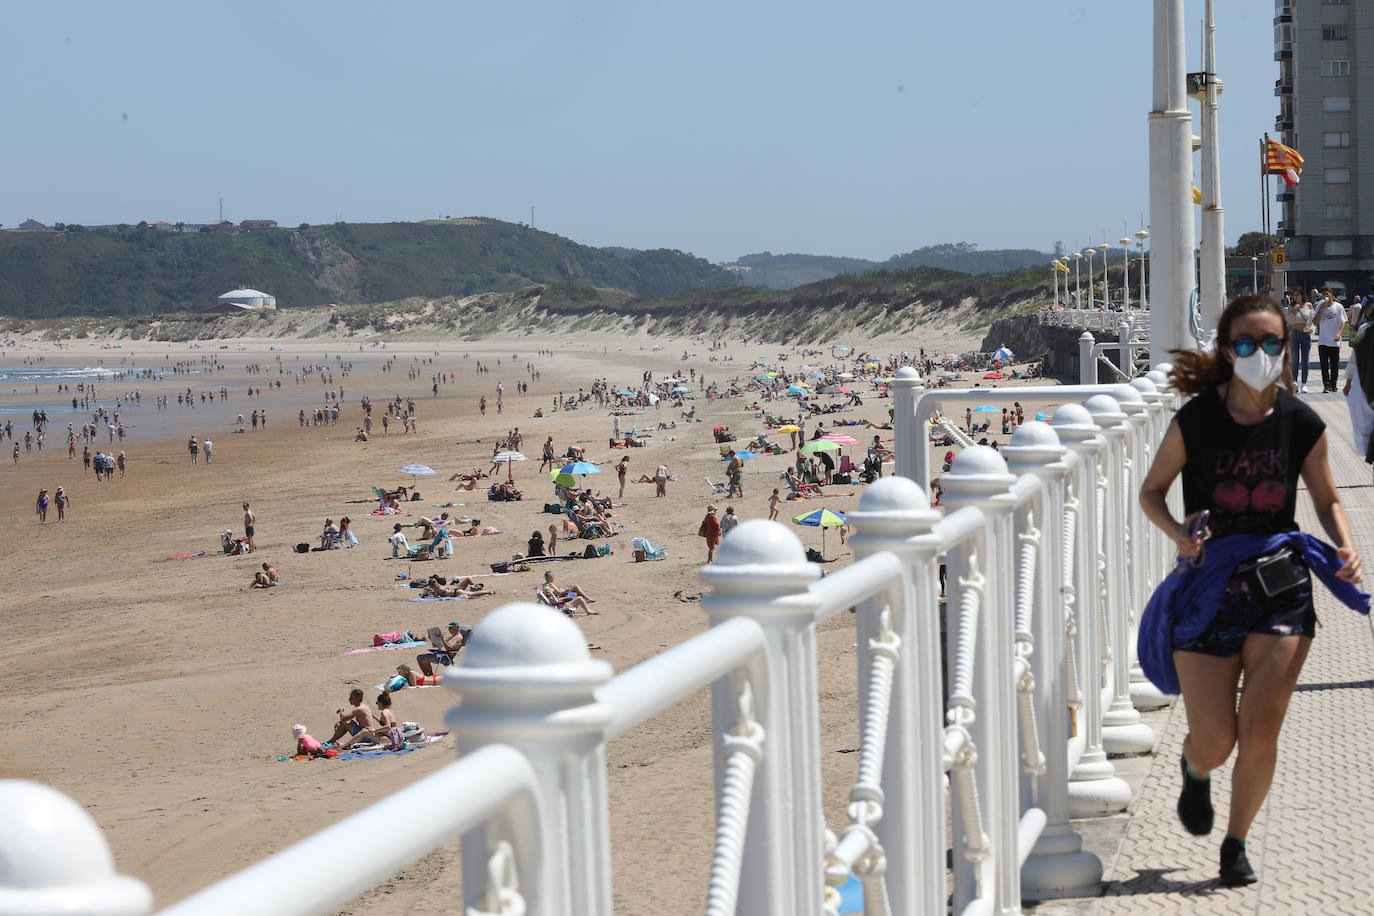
[1234,547,1310,598]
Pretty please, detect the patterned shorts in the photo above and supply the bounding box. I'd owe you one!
[1172,552,1316,657]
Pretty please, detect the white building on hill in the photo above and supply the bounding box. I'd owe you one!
[203,287,277,314]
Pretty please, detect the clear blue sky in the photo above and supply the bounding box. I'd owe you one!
[0,1,1279,263]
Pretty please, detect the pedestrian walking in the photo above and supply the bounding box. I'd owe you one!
[1138,293,1367,887]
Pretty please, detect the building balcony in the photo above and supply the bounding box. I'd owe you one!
[1274,48,1293,61]
[1273,11,1292,25]
[1274,84,1293,97]
[1275,117,1293,131]
[1277,190,1295,203]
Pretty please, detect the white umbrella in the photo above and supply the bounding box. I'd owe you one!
[396,463,437,488]
[491,450,526,480]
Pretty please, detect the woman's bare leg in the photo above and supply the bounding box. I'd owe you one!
[1229,634,1310,839]
[1174,650,1244,775]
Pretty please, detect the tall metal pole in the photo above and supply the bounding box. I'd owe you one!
[1085,247,1096,308]
[1198,0,1226,332]
[1074,252,1082,310]
[1121,237,1133,310]
[1099,242,1112,309]
[1149,0,1197,358]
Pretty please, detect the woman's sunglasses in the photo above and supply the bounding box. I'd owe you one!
[1230,336,1285,358]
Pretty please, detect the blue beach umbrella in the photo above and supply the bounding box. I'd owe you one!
[723,450,758,460]
[673,386,690,392]
[972,404,999,412]
[789,384,808,395]
[618,389,636,396]
[558,461,601,476]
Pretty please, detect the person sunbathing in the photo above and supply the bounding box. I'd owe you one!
[540,571,597,615]
[340,691,403,750]
[327,689,374,745]
[319,518,340,549]
[252,562,280,588]
[395,662,442,687]
[421,575,490,598]
[417,621,470,675]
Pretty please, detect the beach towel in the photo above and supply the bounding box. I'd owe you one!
[408,596,471,602]
[166,551,209,560]
[371,508,412,517]
[344,641,427,655]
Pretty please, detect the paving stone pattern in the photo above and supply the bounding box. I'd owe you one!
[1034,394,1374,915]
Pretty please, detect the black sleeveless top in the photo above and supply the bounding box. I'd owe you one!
[1176,387,1325,539]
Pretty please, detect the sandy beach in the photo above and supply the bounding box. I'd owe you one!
[0,325,1064,914]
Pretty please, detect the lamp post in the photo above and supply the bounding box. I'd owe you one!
[1251,255,1258,292]
[1120,237,1133,310]
[1073,250,1083,309]
[1135,228,1150,308]
[1051,261,1059,308]
[1098,242,1112,310]
[1083,247,1097,309]
[1071,251,1082,311]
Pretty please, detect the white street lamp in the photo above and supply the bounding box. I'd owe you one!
[1073,250,1083,309]
[1120,236,1133,310]
[1098,242,1112,310]
[1135,228,1150,308]
[1251,255,1258,292]
[1083,247,1097,309]
[1050,261,1058,307]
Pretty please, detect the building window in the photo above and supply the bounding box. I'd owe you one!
[1324,95,1351,111]
[1326,168,1351,183]
[1327,203,1352,220]
[1322,60,1351,76]
[1324,239,1353,256]
[1324,131,1352,147]
[1323,25,1349,40]
[1322,0,1348,5]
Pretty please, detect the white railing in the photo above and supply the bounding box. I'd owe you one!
[2,366,1182,916]
[1039,307,1144,334]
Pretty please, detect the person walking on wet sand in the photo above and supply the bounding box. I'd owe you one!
[188,436,198,463]
[617,456,629,498]
[243,502,257,553]
[54,486,69,522]
[35,488,48,523]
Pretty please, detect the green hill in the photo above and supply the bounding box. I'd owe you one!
[723,244,1054,290]
[0,219,736,318]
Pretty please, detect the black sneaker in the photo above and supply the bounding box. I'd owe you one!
[1219,835,1257,887]
[1177,753,1214,836]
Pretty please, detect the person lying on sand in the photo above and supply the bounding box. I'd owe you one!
[421,575,492,598]
[328,689,374,745]
[416,621,471,675]
[395,662,441,687]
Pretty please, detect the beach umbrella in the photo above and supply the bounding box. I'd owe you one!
[552,472,577,488]
[673,386,690,392]
[792,507,848,558]
[808,371,826,378]
[834,386,854,395]
[972,405,999,413]
[618,389,637,395]
[558,461,601,476]
[799,439,841,453]
[789,384,808,395]
[838,372,855,380]
[822,432,860,445]
[491,450,526,480]
[724,449,758,460]
[992,346,1014,360]
[983,372,1007,380]
[396,463,436,477]
[774,424,801,434]
[1035,411,1051,422]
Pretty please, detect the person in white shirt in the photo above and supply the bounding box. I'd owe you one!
[1315,289,1348,392]
[389,523,410,558]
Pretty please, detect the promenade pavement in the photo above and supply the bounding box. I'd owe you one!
[1034,392,1374,915]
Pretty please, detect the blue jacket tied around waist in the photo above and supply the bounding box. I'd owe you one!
[1138,531,1370,695]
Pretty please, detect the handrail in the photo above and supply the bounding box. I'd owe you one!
[600,615,767,739]
[809,552,904,622]
[157,745,542,916]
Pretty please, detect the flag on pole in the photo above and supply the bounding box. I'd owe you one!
[1264,138,1304,187]
[1053,260,1069,272]
[1192,185,1203,205]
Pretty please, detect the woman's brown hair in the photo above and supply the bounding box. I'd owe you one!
[1168,293,1294,396]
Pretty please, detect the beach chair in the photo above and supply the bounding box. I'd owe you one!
[704,477,728,495]
[407,544,432,561]
[564,506,605,539]
[535,586,576,616]
[631,537,668,562]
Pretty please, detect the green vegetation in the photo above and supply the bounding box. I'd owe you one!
[0,219,735,318]
[724,243,1053,290]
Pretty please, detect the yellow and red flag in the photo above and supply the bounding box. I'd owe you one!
[1264,138,1304,187]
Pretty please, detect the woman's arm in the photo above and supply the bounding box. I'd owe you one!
[1299,431,1363,582]
[1138,419,1205,560]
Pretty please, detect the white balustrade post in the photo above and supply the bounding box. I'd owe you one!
[1122,380,1175,711]
[445,603,615,916]
[1083,395,1156,756]
[891,365,926,486]
[0,780,152,916]
[847,477,945,916]
[700,520,825,916]
[941,446,1021,915]
[1002,425,1103,900]
[1050,405,1132,816]
[1078,333,1097,385]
